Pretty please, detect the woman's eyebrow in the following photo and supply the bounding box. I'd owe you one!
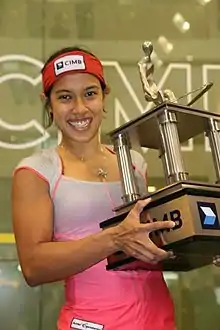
[55,89,72,94]
[84,85,100,91]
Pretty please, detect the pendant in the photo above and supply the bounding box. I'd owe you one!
[97,168,108,179]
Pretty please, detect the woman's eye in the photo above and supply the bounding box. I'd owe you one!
[85,91,97,97]
[58,95,71,101]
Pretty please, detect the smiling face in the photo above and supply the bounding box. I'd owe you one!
[49,72,105,144]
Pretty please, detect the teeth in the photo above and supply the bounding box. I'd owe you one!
[69,119,90,128]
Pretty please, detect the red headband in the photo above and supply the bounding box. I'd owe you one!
[42,51,107,94]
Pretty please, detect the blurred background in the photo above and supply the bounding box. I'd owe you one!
[1,0,220,329]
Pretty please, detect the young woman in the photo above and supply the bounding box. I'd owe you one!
[12,47,177,330]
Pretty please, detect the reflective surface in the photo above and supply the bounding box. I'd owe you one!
[1,0,220,329]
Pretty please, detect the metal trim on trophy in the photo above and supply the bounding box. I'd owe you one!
[100,41,220,272]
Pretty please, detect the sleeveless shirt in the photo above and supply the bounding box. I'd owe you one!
[15,148,176,330]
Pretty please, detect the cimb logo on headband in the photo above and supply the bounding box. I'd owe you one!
[54,55,85,76]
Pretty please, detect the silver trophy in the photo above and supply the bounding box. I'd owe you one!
[100,41,220,272]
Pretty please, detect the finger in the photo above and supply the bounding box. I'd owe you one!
[140,239,172,260]
[141,220,176,232]
[125,235,173,262]
[134,236,170,260]
[123,245,159,264]
[133,198,152,215]
[124,242,172,264]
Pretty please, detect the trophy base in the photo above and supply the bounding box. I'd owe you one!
[106,235,220,272]
[100,181,220,272]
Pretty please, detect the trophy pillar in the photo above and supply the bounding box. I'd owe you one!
[158,109,188,185]
[206,118,220,184]
[113,132,140,203]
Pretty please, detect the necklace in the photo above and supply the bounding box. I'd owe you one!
[59,144,108,180]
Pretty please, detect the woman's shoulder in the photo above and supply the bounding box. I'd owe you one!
[14,148,61,194]
[16,148,59,169]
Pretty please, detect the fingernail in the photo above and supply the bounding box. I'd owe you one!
[213,255,220,266]
[168,250,176,259]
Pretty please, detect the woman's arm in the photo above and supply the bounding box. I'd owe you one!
[12,169,118,287]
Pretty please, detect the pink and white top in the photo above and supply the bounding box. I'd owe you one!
[16,148,176,330]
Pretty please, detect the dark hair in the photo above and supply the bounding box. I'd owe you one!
[42,46,104,128]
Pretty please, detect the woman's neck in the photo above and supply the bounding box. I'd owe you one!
[60,136,104,160]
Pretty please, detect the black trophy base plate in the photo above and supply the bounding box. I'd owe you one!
[106,235,220,272]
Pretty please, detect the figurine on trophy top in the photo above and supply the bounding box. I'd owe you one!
[138,41,214,108]
[138,41,177,107]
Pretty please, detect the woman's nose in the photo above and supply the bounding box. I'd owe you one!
[71,97,87,114]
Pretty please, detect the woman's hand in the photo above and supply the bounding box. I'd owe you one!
[113,198,175,264]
